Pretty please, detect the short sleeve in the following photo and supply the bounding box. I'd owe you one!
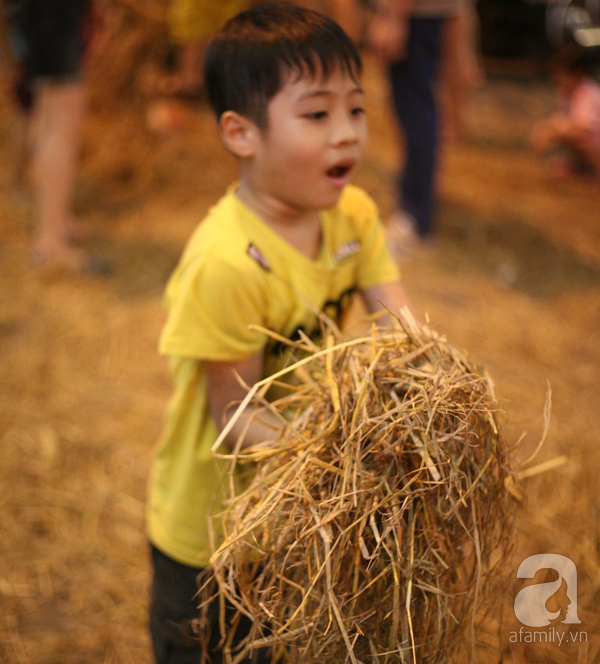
[159,255,268,360]
[339,188,400,289]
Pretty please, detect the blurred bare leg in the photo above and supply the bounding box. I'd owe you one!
[32,80,86,269]
[177,41,204,93]
[442,10,484,141]
[14,109,38,191]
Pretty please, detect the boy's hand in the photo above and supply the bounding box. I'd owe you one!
[362,281,414,325]
[206,353,282,451]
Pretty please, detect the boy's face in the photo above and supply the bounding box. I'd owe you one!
[245,66,367,215]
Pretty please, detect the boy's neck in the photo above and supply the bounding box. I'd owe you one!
[236,181,321,226]
[236,182,323,259]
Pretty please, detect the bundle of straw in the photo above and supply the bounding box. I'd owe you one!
[198,313,516,663]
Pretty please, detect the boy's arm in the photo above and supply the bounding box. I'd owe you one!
[205,353,282,451]
[362,280,413,325]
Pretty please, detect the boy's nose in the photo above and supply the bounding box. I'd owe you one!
[331,112,362,145]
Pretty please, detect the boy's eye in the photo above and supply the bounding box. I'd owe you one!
[304,111,328,120]
[351,106,365,117]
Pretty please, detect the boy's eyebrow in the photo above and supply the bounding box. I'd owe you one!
[296,86,364,101]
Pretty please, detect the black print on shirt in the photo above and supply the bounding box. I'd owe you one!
[269,286,357,357]
[247,243,271,272]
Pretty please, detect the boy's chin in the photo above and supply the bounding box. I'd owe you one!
[277,185,349,214]
[316,186,348,210]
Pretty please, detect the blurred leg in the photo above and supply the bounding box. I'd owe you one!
[441,10,484,140]
[177,42,205,94]
[32,80,86,267]
[388,18,444,237]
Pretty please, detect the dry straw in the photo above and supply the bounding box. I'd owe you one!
[197,311,517,663]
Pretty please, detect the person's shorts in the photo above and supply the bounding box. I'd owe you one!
[5,0,89,84]
[149,544,272,664]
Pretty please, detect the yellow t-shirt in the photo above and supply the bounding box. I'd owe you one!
[147,185,400,567]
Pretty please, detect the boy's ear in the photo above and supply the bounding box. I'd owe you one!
[219,111,258,158]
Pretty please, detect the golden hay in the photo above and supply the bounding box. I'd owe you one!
[198,314,517,664]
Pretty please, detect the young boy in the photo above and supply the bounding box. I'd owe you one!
[147,3,412,662]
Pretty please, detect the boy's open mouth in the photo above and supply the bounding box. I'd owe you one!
[327,163,353,179]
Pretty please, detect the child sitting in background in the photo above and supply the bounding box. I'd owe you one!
[530,45,600,178]
[147,4,413,663]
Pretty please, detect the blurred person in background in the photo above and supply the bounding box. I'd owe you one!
[368,0,472,258]
[4,0,110,275]
[441,0,483,141]
[158,0,250,98]
[530,44,600,180]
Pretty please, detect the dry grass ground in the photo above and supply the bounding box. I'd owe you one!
[0,25,599,664]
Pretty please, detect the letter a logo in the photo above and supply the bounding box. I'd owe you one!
[514,554,581,627]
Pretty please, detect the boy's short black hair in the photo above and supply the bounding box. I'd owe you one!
[204,2,362,128]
